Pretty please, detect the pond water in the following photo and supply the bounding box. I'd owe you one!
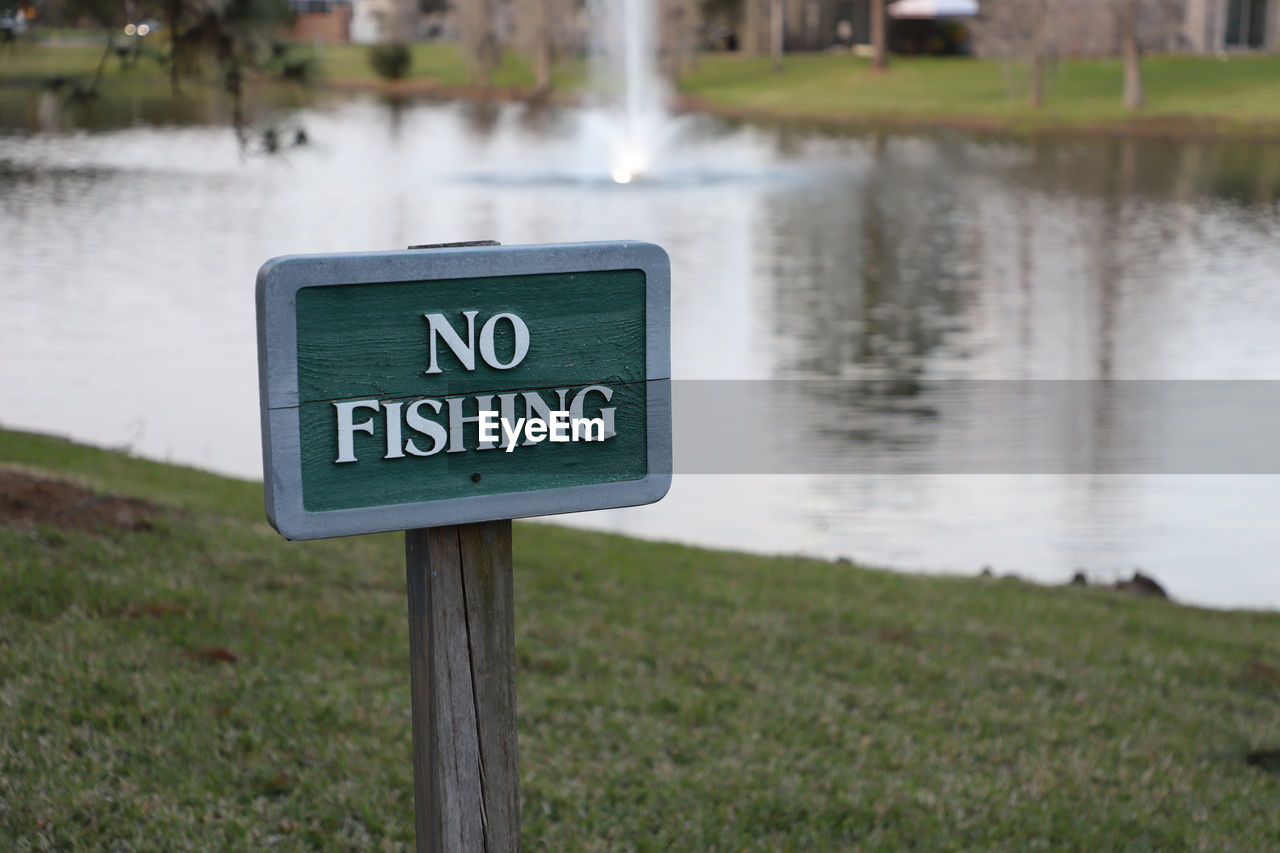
[2,93,1279,610]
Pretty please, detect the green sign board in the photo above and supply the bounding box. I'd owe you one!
[256,241,671,539]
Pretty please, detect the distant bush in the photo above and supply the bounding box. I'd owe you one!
[368,42,411,81]
[279,55,316,84]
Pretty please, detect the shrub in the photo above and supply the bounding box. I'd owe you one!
[368,42,412,81]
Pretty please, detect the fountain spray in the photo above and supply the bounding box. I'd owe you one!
[585,0,680,183]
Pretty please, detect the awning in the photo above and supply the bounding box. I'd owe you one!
[887,0,979,19]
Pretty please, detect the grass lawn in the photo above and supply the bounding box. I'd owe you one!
[5,36,1280,134]
[678,52,1280,133]
[0,40,241,103]
[0,38,582,97]
[1,427,1279,849]
[315,41,514,88]
[0,42,110,80]
[315,42,591,92]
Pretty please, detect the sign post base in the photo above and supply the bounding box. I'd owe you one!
[406,521,519,852]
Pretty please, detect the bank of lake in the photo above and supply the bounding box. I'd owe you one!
[5,39,1280,138]
[1,427,1278,848]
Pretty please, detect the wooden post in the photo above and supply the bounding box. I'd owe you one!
[406,521,519,852]
[405,241,518,853]
[258,237,668,850]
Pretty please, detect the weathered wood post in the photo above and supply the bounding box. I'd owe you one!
[255,239,671,853]
[404,242,517,853]
[405,521,518,852]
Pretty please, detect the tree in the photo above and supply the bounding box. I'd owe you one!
[871,0,887,71]
[974,0,1183,112]
[454,0,500,88]
[1111,0,1180,111]
[739,0,758,56]
[968,0,1052,107]
[512,0,575,93]
[769,0,782,71]
[46,0,301,148]
[1028,0,1046,107]
[1115,0,1144,110]
[660,0,703,79]
[740,0,773,61]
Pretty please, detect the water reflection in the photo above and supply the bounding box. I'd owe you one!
[1,96,1278,609]
[0,83,321,135]
[1012,135,1280,209]
[763,139,977,381]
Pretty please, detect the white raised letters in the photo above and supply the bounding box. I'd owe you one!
[479,313,530,370]
[424,310,478,374]
[335,311,617,465]
[425,310,530,374]
[334,400,381,463]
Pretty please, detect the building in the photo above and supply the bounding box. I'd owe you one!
[350,0,396,43]
[971,0,1279,56]
[284,0,353,44]
[739,0,1279,56]
[739,0,872,54]
[282,0,418,44]
[1185,0,1278,51]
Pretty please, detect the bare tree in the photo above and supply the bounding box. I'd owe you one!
[1028,0,1046,107]
[512,0,576,93]
[871,0,887,71]
[740,0,759,54]
[454,0,501,88]
[770,0,783,71]
[739,0,781,67]
[658,0,703,78]
[1112,0,1181,111]
[969,0,1053,106]
[54,0,307,147]
[974,0,1181,111]
[1116,0,1144,109]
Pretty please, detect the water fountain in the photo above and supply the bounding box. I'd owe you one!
[582,0,683,183]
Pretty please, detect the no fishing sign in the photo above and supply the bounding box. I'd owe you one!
[255,241,672,540]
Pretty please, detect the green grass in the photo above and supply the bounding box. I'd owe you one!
[0,37,583,95]
[0,42,109,79]
[679,52,1280,132]
[315,41,491,87]
[315,42,588,90]
[2,427,1280,849]
[0,39,241,107]
[8,35,1280,134]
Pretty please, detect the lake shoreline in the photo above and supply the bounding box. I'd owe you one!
[0,425,1256,615]
[8,38,1280,142]
[4,86,1278,611]
[3,425,1280,847]
[670,93,1280,142]
[321,76,1280,141]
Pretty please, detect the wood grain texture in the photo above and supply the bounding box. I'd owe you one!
[406,522,519,853]
[456,521,519,852]
[293,266,651,515]
[295,270,647,404]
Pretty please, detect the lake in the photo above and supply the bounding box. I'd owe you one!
[2,92,1278,609]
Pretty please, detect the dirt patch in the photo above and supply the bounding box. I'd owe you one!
[182,646,239,665]
[0,469,160,533]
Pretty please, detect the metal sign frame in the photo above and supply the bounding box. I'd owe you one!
[256,240,672,540]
